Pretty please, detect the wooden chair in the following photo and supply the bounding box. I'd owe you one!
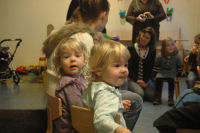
[71,105,120,133]
[46,93,62,133]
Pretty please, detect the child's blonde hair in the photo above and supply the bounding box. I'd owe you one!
[53,38,87,75]
[88,39,130,83]
[161,37,178,57]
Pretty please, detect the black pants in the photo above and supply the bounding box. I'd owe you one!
[155,78,174,100]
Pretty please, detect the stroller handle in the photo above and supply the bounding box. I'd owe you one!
[0,39,22,46]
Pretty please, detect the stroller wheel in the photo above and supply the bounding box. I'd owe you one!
[13,71,20,84]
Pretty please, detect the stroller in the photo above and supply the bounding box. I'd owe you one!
[0,39,22,84]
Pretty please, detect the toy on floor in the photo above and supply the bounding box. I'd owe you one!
[0,39,22,84]
[103,34,120,41]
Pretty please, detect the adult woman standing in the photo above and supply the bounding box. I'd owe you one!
[126,0,166,44]
[43,0,110,96]
[128,27,156,101]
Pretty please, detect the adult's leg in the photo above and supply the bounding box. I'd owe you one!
[119,89,143,131]
[128,80,144,98]
[119,80,143,131]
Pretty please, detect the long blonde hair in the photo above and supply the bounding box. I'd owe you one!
[88,40,130,83]
[53,38,87,75]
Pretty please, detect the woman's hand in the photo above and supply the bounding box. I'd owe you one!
[137,80,148,88]
[114,126,131,133]
[136,14,147,22]
[144,12,154,19]
[122,100,131,112]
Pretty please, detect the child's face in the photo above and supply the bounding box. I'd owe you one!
[60,50,85,76]
[139,32,151,47]
[166,41,175,54]
[97,58,129,87]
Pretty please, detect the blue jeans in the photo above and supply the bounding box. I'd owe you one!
[175,89,200,108]
[128,80,155,101]
[187,71,198,89]
[119,80,143,131]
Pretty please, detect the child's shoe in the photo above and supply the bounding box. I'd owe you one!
[153,99,161,105]
[168,99,174,106]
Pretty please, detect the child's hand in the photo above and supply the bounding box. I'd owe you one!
[122,100,131,112]
[184,55,189,63]
[114,126,131,133]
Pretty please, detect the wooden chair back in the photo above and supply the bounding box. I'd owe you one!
[71,105,120,133]
[46,93,62,133]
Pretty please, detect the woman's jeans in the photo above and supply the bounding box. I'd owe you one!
[119,80,143,131]
[128,80,155,102]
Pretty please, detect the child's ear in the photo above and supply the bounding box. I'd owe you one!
[95,69,102,77]
[100,11,107,21]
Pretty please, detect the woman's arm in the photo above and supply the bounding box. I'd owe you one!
[126,1,137,25]
[153,1,166,22]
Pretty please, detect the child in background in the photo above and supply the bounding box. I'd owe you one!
[53,38,87,133]
[184,33,200,88]
[153,37,182,106]
[82,40,131,133]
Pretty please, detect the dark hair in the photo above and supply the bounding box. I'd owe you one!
[161,37,178,57]
[79,0,110,23]
[136,27,156,51]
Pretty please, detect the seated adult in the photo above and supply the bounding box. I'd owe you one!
[128,27,156,101]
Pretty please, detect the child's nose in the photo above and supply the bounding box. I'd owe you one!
[70,56,76,61]
[121,67,128,73]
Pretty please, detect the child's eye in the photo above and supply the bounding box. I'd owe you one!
[124,63,128,67]
[64,55,69,58]
[76,54,81,57]
[114,64,120,67]
[75,53,83,57]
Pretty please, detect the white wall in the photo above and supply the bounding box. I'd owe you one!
[0,0,200,67]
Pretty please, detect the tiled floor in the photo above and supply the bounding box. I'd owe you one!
[0,78,188,133]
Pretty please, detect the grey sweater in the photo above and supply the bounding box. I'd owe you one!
[153,54,182,78]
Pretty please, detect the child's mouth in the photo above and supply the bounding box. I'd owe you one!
[70,65,78,69]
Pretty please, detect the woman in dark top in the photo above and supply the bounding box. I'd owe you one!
[128,27,156,101]
[126,0,166,44]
